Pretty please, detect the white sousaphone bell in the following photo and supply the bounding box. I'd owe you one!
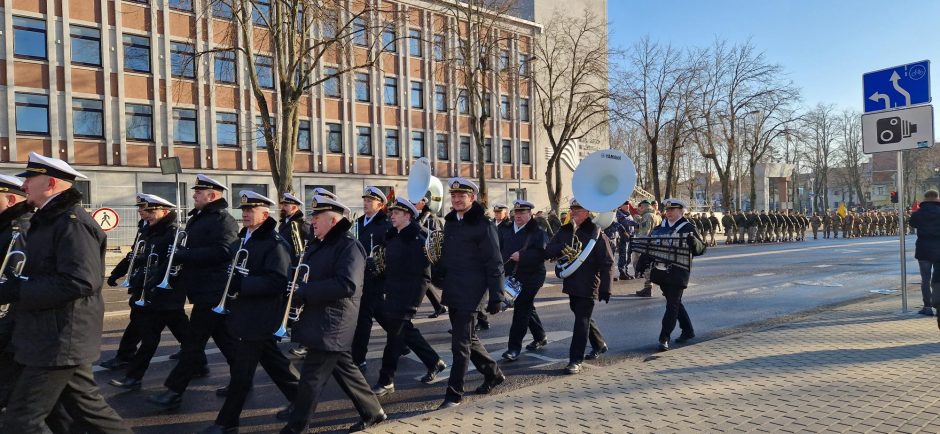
[407,157,444,214]
[556,149,637,278]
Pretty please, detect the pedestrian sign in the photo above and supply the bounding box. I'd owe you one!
[93,208,119,232]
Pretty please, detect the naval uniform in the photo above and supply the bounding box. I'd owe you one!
[647,217,706,345]
[498,217,548,354]
[0,201,31,409]
[351,210,393,366]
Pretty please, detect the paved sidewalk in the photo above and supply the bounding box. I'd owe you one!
[368,295,940,433]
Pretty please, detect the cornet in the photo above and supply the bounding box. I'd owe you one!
[275,262,310,339]
[212,240,249,315]
[120,238,147,288]
[134,246,159,307]
[157,228,187,290]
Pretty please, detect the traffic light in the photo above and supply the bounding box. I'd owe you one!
[890,191,898,203]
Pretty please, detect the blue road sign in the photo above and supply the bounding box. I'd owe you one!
[863,60,930,113]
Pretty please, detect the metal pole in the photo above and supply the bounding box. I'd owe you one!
[897,151,907,313]
[175,172,182,221]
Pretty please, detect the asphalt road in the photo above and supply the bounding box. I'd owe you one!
[95,234,921,433]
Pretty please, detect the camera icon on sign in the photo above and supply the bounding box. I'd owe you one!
[876,116,917,144]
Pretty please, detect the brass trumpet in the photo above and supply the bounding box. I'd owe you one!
[0,232,26,284]
[134,246,160,307]
[275,262,310,339]
[213,240,249,315]
[157,228,187,290]
[120,237,147,288]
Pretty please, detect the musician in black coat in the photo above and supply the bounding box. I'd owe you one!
[109,196,193,391]
[0,175,31,411]
[278,192,310,258]
[644,199,706,352]
[150,174,239,409]
[498,199,549,361]
[351,186,392,368]
[545,198,613,375]
[199,192,300,434]
[433,178,505,408]
[370,198,446,397]
[0,153,130,433]
[281,195,386,433]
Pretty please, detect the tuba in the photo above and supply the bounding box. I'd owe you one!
[555,149,637,278]
[408,157,446,263]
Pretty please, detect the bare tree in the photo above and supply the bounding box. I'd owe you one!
[802,103,839,211]
[531,8,613,213]
[742,89,802,208]
[835,109,866,207]
[198,0,399,197]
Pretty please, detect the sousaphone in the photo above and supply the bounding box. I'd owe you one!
[407,157,444,213]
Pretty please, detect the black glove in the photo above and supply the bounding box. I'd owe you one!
[599,292,611,303]
[107,275,119,287]
[486,299,502,315]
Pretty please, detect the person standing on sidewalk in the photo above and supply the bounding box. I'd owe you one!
[545,198,613,375]
[910,190,940,318]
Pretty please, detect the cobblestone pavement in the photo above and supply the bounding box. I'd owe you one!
[367,295,940,434]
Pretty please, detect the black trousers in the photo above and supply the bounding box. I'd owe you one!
[216,338,300,428]
[568,296,605,363]
[164,304,236,393]
[445,310,500,402]
[116,303,188,361]
[125,308,191,380]
[351,291,383,365]
[507,282,545,352]
[426,287,444,312]
[0,349,19,409]
[377,317,440,386]
[4,364,131,434]
[285,349,383,433]
[659,284,693,342]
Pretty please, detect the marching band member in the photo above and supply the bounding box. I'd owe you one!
[351,186,391,369]
[370,197,447,397]
[280,195,386,433]
[0,175,31,411]
[200,191,300,434]
[278,192,310,257]
[109,194,194,391]
[434,178,506,409]
[149,174,240,409]
[499,199,550,361]
[0,153,130,433]
[492,203,510,226]
[545,198,614,375]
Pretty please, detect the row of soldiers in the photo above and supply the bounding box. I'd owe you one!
[818,210,909,239]
[717,210,810,244]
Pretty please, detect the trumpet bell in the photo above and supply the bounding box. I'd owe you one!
[274,326,289,339]
[134,299,150,307]
[407,157,444,213]
[211,306,229,315]
[571,149,637,213]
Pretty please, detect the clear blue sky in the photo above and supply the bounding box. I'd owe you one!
[608,0,940,139]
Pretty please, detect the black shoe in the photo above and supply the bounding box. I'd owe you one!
[371,383,394,397]
[194,365,210,378]
[675,333,695,344]
[918,306,934,316]
[108,377,142,390]
[289,346,307,357]
[275,403,294,421]
[429,307,447,318]
[198,425,238,434]
[169,351,181,360]
[474,373,505,395]
[585,345,607,360]
[525,338,548,351]
[564,362,581,375]
[437,400,460,410]
[618,271,628,280]
[501,350,520,361]
[148,390,183,409]
[421,360,447,384]
[477,320,490,331]
[658,341,669,351]
[348,412,387,432]
[635,289,652,297]
[99,357,129,370]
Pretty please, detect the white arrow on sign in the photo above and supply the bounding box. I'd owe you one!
[868,92,891,110]
[889,71,911,106]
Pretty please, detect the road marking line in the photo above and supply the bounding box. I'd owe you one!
[814,264,833,268]
[753,273,775,277]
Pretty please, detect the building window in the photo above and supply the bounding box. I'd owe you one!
[457,39,467,64]
[123,35,151,73]
[457,90,469,114]
[521,141,530,164]
[519,98,530,122]
[73,180,92,206]
[354,73,370,102]
[170,42,196,78]
[483,138,493,163]
[255,116,275,149]
[482,93,492,117]
[256,55,274,89]
[214,51,237,84]
[71,26,101,66]
[232,184,268,204]
[173,108,198,144]
[357,126,372,155]
[73,98,103,138]
[383,77,398,106]
[169,0,193,12]
[298,120,311,151]
[125,103,153,141]
[253,0,270,26]
[410,81,424,109]
[13,17,46,59]
[323,67,340,98]
[352,17,367,46]
[382,28,396,53]
[432,34,445,61]
[327,123,342,153]
[519,53,529,76]
[212,0,233,18]
[408,29,422,57]
[15,93,49,135]
[216,112,239,146]
[411,131,425,158]
[500,95,511,120]
[460,136,471,162]
[501,139,512,163]
[142,182,186,208]
[436,134,449,161]
[499,49,510,71]
[435,85,447,112]
[385,129,399,157]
